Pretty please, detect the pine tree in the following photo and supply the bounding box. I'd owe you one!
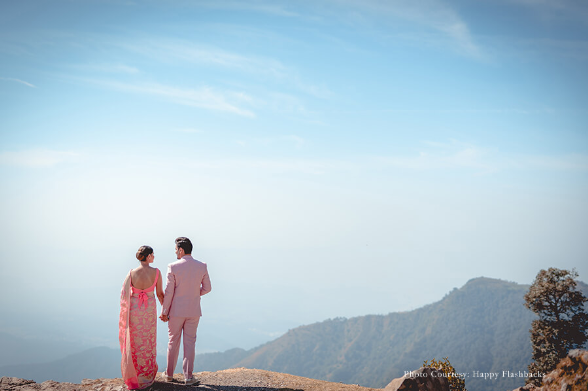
[524,268,588,386]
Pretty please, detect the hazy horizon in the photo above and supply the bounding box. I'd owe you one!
[1,0,587,365]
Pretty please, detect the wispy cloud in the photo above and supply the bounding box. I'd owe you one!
[235,134,307,149]
[173,128,203,134]
[374,140,588,175]
[376,140,495,174]
[170,146,588,177]
[511,37,588,62]
[282,135,306,147]
[119,38,289,78]
[213,0,483,58]
[116,38,331,98]
[328,0,484,58]
[71,63,140,74]
[0,77,36,88]
[0,149,79,168]
[84,79,256,117]
[511,0,588,23]
[508,154,588,172]
[329,107,568,115]
[264,92,308,113]
[180,157,351,176]
[389,0,483,58]
[205,1,301,18]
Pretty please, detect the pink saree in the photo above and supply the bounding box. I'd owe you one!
[119,270,159,390]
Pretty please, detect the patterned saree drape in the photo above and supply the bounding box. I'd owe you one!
[119,272,158,390]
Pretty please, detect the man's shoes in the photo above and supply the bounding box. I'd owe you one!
[184,377,200,386]
[161,373,173,382]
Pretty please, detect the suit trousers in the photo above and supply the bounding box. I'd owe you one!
[166,316,200,379]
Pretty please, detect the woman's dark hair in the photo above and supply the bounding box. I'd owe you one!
[136,245,154,262]
[175,237,193,254]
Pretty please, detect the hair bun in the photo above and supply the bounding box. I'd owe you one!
[136,245,153,262]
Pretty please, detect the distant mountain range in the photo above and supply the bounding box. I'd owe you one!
[0,346,121,383]
[194,277,588,391]
[0,347,173,383]
[0,332,91,368]
[2,277,586,391]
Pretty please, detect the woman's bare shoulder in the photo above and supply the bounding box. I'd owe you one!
[146,266,159,277]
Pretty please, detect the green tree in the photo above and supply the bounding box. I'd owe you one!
[524,268,588,386]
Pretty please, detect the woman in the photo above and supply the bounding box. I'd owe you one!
[119,246,165,390]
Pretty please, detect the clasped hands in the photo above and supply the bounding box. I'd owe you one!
[159,314,169,322]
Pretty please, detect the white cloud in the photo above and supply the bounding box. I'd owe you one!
[375,140,588,174]
[511,0,588,22]
[173,128,203,134]
[263,92,308,113]
[174,156,352,176]
[116,38,331,98]
[232,134,307,149]
[204,1,301,18]
[0,77,36,88]
[72,63,140,74]
[331,0,483,58]
[511,38,588,61]
[282,135,306,147]
[199,0,483,57]
[0,149,79,168]
[86,79,256,117]
[396,0,483,58]
[511,154,588,172]
[376,142,495,174]
[120,39,289,78]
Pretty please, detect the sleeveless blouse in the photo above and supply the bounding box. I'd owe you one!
[130,269,159,309]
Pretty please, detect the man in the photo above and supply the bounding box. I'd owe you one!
[160,237,212,385]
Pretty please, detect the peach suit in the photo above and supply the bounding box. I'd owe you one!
[161,255,211,380]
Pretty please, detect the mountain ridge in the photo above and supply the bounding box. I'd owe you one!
[195,277,588,391]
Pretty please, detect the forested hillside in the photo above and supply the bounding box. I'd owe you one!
[196,277,554,391]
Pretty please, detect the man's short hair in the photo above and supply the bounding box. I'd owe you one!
[175,237,193,254]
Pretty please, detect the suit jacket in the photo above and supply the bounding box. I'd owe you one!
[161,255,211,318]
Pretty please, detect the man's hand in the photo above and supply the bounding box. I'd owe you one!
[160,314,169,322]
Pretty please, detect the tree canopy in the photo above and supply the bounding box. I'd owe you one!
[524,268,588,385]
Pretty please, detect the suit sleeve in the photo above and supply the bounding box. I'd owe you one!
[200,264,211,296]
[161,265,176,315]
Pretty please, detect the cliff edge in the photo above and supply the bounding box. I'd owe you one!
[0,368,379,391]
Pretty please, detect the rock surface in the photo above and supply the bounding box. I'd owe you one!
[512,349,588,391]
[384,367,449,391]
[0,368,380,391]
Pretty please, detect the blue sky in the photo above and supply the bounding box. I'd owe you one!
[1,0,587,355]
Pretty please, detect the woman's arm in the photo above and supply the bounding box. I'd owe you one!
[156,269,164,305]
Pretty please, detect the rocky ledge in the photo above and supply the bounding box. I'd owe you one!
[514,349,588,391]
[4,351,587,391]
[0,368,380,391]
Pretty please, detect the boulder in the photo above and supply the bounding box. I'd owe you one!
[0,377,36,387]
[384,367,449,391]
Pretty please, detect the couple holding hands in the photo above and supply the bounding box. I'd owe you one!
[119,237,212,389]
